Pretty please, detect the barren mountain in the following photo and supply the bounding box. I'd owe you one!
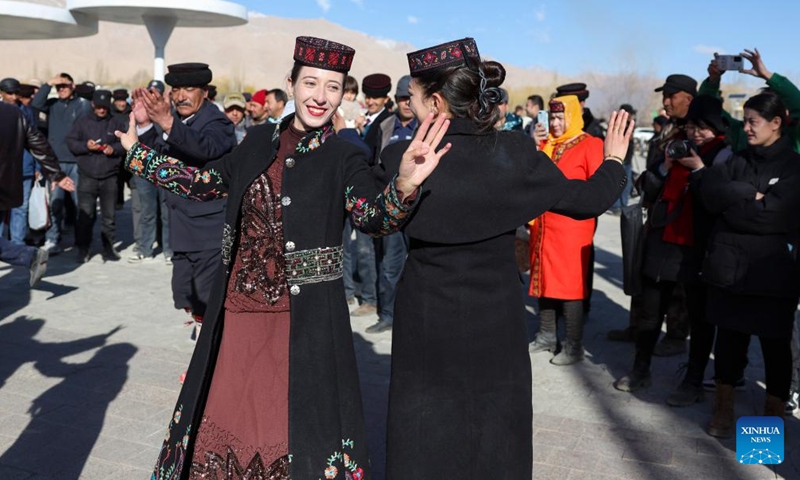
[0,9,560,94]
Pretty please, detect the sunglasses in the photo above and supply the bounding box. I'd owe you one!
[55,84,72,90]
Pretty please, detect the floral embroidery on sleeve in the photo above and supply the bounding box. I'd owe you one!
[152,404,192,480]
[126,142,227,201]
[323,439,365,479]
[345,174,416,237]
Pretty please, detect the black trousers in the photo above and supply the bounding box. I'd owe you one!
[634,277,713,377]
[171,249,220,319]
[76,174,118,249]
[715,327,792,401]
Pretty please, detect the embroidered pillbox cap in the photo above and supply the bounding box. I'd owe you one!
[293,36,355,73]
[407,37,481,77]
[362,73,391,98]
[549,99,565,113]
[556,82,590,101]
[164,62,213,88]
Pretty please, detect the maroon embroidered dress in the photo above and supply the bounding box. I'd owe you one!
[189,127,304,478]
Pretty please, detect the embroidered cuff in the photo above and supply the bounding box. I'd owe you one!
[388,175,418,212]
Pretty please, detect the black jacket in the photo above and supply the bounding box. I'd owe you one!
[583,108,605,139]
[640,141,729,283]
[139,101,236,251]
[698,135,800,298]
[0,102,63,210]
[65,112,126,179]
[363,108,394,165]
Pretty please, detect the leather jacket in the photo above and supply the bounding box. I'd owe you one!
[0,102,64,210]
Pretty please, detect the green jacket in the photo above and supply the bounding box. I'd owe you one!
[699,72,800,153]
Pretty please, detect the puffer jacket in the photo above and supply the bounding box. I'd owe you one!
[697,135,800,297]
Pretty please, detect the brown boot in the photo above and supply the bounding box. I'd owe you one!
[706,383,735,438]
[764,393,786,420]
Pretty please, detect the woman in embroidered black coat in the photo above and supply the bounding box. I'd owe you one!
[117,37,451,480]
[376,38,633,480]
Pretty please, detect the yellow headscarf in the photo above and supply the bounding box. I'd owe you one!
[541,95,585,159]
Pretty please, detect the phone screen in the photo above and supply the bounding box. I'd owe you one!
[537,110,549,132]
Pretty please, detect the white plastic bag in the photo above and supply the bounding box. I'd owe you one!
[28,179,50,230]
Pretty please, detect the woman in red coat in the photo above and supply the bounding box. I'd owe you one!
[528,95,605,365]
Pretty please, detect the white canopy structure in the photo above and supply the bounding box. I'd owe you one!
[0,0,97,39]
[68,0,248,81]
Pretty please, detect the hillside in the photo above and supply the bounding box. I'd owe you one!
[0,11,563,94]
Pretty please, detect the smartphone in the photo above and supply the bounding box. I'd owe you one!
[715,55,744,71]
[536,110,549,132]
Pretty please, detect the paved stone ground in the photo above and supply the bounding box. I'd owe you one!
[0,197,798,479]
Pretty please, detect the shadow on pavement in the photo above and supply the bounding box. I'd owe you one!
[0,316,130,477]
[353,331,390,480]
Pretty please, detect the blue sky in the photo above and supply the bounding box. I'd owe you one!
[240,0,798,83]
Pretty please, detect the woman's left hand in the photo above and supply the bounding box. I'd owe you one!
[676,149,704,171]
[396,112,452,198]
[115,112,139,152]
[603,110,635,160]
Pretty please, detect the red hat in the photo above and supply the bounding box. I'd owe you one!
[293,36,355,73]
[251,89,267,106]
[407,37,481,77]
[362,73,391,98]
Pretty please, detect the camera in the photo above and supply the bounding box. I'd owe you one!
[666,140,694,159]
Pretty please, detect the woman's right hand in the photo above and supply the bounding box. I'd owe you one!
[115,112,139,152]
[603,110,634,162]
[532,123,548,144]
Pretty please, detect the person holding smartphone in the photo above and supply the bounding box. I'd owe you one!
[527,95,607,365]
[65,90,127,263]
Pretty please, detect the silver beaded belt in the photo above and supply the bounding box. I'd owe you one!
[285,245,344,289]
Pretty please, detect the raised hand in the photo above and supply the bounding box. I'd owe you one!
[135,86,173,132]
[740,48,773,81]
[602,110,635,162]
[532,122,548,144]
[396,112,452,198]
[707,53,724,82]
[131,90,150,125]
[114,112,139,152]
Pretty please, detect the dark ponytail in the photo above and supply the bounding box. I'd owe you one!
[413,60,507,133]
[744,92,786,127]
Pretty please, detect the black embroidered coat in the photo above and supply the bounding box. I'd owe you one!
[127,118,413,480]
[376,119,627,480]
[139,101,237,252]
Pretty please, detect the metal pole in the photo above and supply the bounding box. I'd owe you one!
[143,15,177,82]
